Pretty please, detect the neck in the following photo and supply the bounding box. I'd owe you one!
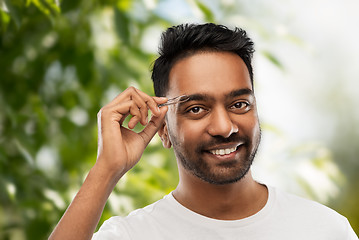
[173,168,268,220]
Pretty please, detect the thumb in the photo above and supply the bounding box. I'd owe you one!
[138,106,168,146]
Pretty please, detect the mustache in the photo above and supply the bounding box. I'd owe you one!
[196,133,250,151]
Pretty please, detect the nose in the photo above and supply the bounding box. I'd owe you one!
[207,108,238,138]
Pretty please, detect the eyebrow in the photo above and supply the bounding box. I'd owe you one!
[186,93,214,102]
[226,88,254,100]
[176,93,212,108]
[177,88,253,108]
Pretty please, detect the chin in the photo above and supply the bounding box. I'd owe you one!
[193,163,252,185]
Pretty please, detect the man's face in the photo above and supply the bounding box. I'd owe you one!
[162,51,261,185]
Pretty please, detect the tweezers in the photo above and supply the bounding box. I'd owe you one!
[158,95,190,107]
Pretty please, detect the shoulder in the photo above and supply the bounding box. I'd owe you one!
[92,216,129,239]
[269,186,357,239]
[93,194,172,239]
[124,193,173,223]
[273,186,343,219]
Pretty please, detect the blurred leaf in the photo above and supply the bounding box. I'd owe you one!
[4,0,23,28]
[261,49,284,70]
[0,10,11,32]
[195,0,215,22]
[1,0,358,238]
[260,122,283,136]
[117,0,131,11]
[114,7,130,45]
[31,0,60,16]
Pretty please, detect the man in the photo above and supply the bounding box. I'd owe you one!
[49,23,357,239]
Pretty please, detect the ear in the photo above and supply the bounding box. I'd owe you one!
[158,121,172,149]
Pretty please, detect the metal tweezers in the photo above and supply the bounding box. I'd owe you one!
[158,95,190,107]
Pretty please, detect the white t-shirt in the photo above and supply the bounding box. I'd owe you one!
[93,186,358,239]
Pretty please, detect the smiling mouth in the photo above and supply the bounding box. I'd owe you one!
[208,144,244,156]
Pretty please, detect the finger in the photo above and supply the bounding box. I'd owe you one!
[139,106,168,146]
[109,86,140,105]
[127,102,146,128]
[125,96,165,128]
[128,92,150,125]
[108,88,148,125]
[153,96,168,105]
[108,87,166,118]
[128,115,141,129]
[105,87,167,125]
[135,90,167,117]
[119,112,130,125]
[102,100,143,129]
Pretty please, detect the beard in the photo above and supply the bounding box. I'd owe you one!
[170,128,261,185]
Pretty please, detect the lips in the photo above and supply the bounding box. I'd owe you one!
[206,143,244,156]
[209,146,237,155]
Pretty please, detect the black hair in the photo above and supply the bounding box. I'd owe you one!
[151,23,255,97]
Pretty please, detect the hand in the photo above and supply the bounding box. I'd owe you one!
[95,87,168,179]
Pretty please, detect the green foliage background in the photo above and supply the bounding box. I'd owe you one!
[0,0,358,239]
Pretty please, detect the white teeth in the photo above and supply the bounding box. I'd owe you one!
[210,146,237,156]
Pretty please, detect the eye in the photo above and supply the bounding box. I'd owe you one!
[188,106,204,114]
[183,105,208,119]
[230,101,251,114]
[233,102,247,109]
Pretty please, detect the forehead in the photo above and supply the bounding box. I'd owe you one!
[167,51,252,98]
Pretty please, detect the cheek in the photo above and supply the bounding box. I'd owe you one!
[250,121,261,140]
[236,113,260,136]
[167,115,201,145]
[178,121,204,143]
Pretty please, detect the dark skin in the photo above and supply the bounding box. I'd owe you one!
[50,51,267,240]
[159,51,268,220]
[49,88,169,239]
[175,170,267,220]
